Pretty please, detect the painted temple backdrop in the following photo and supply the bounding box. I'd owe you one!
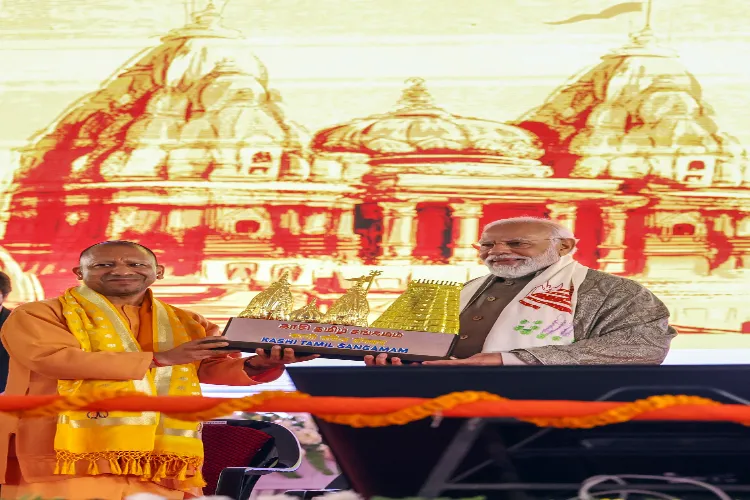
[1,0,749,358]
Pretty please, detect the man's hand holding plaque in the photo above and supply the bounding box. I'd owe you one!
[243,346,319,376]
[364,352,505,366]
[221,271,462,361]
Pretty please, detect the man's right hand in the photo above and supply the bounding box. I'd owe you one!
[152,338,239,367]
[364,353,404,366]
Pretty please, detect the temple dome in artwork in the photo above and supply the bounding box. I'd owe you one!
[517,28,748,186]
[312,78,545,161]
[15,1,309,183]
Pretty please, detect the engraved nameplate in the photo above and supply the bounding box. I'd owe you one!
[222,318,457,361]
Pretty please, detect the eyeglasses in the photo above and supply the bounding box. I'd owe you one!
[473,238,558,251]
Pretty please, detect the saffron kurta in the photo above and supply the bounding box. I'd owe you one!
[0,297,283,498]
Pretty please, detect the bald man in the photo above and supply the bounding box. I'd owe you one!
[0,241,316,500]
[367,217,676,367]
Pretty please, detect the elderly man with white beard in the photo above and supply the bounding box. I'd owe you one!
[365,216,676,367]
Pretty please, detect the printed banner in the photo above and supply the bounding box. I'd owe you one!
[0,0,748,359]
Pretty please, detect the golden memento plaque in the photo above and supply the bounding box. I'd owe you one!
[221,271,462,361]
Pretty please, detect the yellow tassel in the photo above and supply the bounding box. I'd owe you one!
[184,470,207,488]
[109,458,122,475]
[54,451,205,483]
[125,458,140,476]
[152,461,168,482]
[87,460,100,475]
[176,462,188,481]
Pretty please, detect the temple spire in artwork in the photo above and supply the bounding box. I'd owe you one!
[612,0,674,57]
[168,0,240,41]
[643,0,654,31]
[628,0,659,47]
[185,0,199,23]
[395,77,440,112]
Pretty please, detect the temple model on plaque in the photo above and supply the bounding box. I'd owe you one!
[237,271,295,321]
[322,271,382,327]
[224,270,463,361]
[290,298,324,323]
[371,280,462,334]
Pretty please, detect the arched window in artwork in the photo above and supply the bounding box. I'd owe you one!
[672,223,696,236]
[684,160,707,182]
[248,151,273,175]
[235,220,261,235]
[253,152,272,163]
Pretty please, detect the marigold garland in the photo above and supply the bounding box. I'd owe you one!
[166,391,310,421]
[0,390,743,429]
[315,392,729,428]
[18,390,126,418]
[522,394,724,429]
[1,389,309,420]
[317,391,505,427]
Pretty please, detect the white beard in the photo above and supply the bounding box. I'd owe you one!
[485,245,561,279]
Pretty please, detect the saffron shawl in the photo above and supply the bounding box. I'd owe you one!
[56,286,206,491]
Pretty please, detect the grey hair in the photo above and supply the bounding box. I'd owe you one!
[482,216,576,239]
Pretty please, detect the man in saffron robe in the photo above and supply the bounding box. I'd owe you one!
[0,241,315,500]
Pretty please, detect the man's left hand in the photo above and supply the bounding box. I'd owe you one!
[422,353,504,366]
[244,345,319,375]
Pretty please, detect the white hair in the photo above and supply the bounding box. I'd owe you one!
[482,216,576,239]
